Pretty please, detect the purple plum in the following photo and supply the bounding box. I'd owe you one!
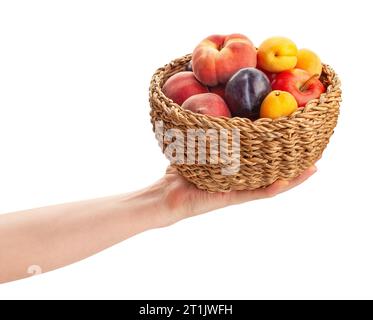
[225,68,271,120]
[185,60,193,72]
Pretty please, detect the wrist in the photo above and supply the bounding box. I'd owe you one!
[117,179,174,230]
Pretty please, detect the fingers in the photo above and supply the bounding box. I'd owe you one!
[276,165,317,194]
[229,165,317,205]
[164,164,317,211]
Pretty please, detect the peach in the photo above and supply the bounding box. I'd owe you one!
[192,34,257,86]
[260,90,298,119]
[162,71,209,105]
[181,93,231,117]
[296,49,322,77]
[257,37,298,73]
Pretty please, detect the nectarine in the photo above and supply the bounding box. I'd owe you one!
[162,71,209,105]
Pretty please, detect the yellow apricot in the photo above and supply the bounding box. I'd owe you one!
[258,37,298,73]
[260,90,298,119]
[296,48,322,78]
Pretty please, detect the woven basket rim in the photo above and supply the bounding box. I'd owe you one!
[150,53,341,129]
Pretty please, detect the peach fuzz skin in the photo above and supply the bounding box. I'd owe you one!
[162,71,209,106]
[258,37,298,73]
[192,34,257,86]
[181,93,231,118]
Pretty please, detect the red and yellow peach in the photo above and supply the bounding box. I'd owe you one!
[192,34,257,86]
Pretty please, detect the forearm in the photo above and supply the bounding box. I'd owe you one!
[0,183,166,283]
[0,165,316,284]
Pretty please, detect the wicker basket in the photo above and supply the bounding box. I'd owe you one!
[149,54,341,192]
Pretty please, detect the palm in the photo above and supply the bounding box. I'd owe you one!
[161,165,317,223]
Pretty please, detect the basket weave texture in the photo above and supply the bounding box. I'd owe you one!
[149,54,342,192]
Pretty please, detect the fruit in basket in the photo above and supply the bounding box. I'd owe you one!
[258,37,298,73]
[185,61,193,71]
[225,68,271,119]
[192,34,257,86]
[272,69,326,107]
[296,49,322,77]
[209,84,226,100]
[260,90,298,119]
[162,71,209,105]
[181,93,231,117]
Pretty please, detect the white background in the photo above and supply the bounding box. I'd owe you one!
[0,0,372,300]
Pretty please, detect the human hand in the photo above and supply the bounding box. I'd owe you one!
[154,165,317,227]
[0,163,316,283]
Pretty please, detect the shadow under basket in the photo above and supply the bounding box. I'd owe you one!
[149,54,342,192]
